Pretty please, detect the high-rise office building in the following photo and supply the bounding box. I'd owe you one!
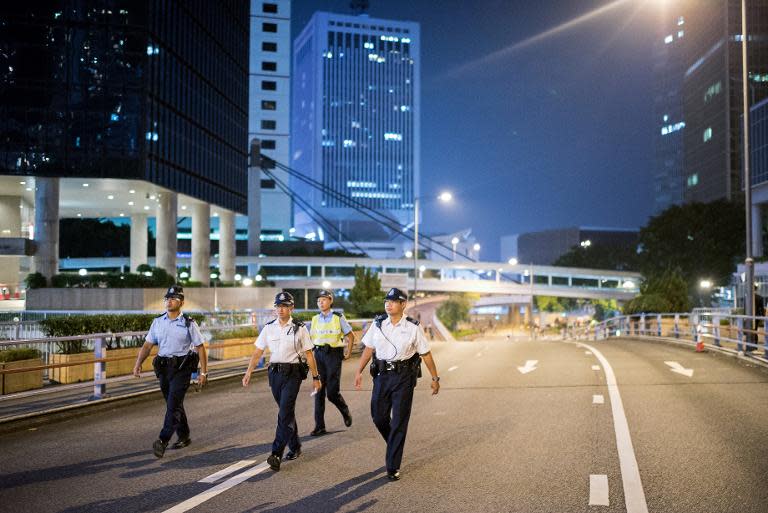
[250,0,292,240]
[292,12,420,241]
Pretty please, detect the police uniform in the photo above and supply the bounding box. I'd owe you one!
[256,292,314,465]
[310,290,353,435]
[360,288,431,479]
[145,286,204,454]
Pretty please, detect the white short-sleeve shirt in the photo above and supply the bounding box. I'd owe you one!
[255,318,313,363]
[361,315,430,362]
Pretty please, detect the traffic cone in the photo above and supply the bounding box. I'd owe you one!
[695,338,705,352]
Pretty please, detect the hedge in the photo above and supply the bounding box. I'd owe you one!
[0,348,42,363]
[211,327,259,340]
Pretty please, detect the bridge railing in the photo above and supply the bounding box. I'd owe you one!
[575,312,768,361]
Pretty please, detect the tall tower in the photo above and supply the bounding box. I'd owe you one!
[291,12,420,241]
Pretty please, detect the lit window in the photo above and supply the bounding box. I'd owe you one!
[687,174,699,187]
[704,81,722,103]
[703,127,712,142]
[384,133,402,141]
[677,16,684,26]
[322,140,335,147]
[401,37,411,43]
[347,181,376,188]
[664,35,673,44]
[351,121,361,128]
[677,30,684,38]
[400,105,410,112]
[364,42,374,49]
[343,139,356,148]
[663,114,669,122]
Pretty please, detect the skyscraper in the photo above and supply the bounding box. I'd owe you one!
[291,12,420,242]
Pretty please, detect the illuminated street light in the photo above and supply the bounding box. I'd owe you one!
[179,271,189,279]
[413,191,454,303]
[700,279,713,290]
[234,274,242,281]
[242,277,254,286]
[322,280,331,289]
[78,268,88,276]
[508,257,518,266]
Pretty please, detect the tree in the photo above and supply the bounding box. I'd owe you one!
[623,269,690,314]
[436,295,471,331]
[349,266,385,317]
[637,199,744,293]
[554,242,640,271]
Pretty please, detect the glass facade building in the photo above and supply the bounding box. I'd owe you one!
[292,12,420,230]
[0,1,250,213]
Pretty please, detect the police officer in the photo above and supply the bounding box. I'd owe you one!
[309,290,354,436]
[133,285,208,458]
[242,291,322,472]
[354,288,440,481]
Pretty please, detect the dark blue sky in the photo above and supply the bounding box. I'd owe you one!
[292,0,658,260]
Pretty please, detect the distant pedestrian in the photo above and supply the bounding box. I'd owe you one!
[309,289,354,436]
[354,288,440,481]
[133,285,208,458]
[242,292,322,471]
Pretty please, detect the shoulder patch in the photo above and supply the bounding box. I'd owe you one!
[332,311,342,317]
[406,316,420,326]
[293,319,305,328]
[265,319,277,325]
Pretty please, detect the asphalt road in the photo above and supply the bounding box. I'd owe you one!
[1,336,766,513]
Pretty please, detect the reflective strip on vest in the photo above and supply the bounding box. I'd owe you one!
[310,314,345,347]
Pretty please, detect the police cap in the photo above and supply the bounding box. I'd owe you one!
[317,289,334,301]
[274,291,295,306]
[164,285,185,300]
[384,287,408,302]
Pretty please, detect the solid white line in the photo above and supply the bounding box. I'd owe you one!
[589,474,609,506]
[591,365,601,371]
[448,365,459,372]
[585,351,593,355]
[163,462,270,513]
[578,343,649,513]
[593,394,605,404]
[198,459,257,483]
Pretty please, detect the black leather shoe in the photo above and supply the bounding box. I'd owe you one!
[267,453,281,471]
[310,427,327,436]
[386,470,401,481]
[285,446,302,460]
[152,439,168,458]
[342,410,352,427]
[172,437,191,449]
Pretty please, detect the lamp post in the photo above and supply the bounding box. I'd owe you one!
[741,0,755,324]
[413,191,452,305]
[451,237,459,261]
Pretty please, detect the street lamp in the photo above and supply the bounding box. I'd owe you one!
[451,237,459,261]
[508,257,518,266]
[740,0,755,323]
[699,279,713,307]
[413,191,453,304]
[473,243,481,260]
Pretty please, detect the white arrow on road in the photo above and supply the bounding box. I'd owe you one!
[517,360,538,374]
[664,361,694,377]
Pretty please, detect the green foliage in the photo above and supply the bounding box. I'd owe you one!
[59,218,132,258]
[349,266,385,317]
[45,266,175,289]
[535,296,566,312]
[24,272,47,289]
[554,242,640,271]
[436,295,471,331]
[638,199,744,291]
[211,327,259,340]
[0,348,42,362]
[452,328,480,339]
[291,311,317,323]
[623,269,691,314]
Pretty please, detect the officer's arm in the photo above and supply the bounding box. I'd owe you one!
[354,346,375,390]
[420,351,440,395]
[195,343,208,375]
[343,331,355,357]
[133,341,154,377]
[242,347,265,387]
[305,349,322,391]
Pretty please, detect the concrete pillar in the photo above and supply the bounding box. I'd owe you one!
[33,177,59,283]
[155,192,178,275]
[130,214,148,272]
[191,203,211,283]
[752,202,763,258]
[247,149,261,277]
[0,195,22,292]
[219,209,236,282]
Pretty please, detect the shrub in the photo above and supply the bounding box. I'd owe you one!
[24,272,47,289]
[0,348,42,362]
[212,327,259,340]
[623,294,673,315]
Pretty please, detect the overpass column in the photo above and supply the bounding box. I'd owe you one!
[33,177,59,284]
[752,203,763,258]
[156,191,178,276]
[219,209,236,282]
[191,203,211,283]
[129,214,148,272]
[0,195,22,293]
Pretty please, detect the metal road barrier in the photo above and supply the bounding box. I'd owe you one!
[574,312,768,362]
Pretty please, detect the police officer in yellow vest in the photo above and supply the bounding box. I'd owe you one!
[310,290,354,436]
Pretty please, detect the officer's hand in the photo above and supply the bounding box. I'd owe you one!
[354,371,362,390]
[343,350,351,360]
[132,366,141,378]
[199,374,207,388]
[242,372,251,387]
[430,380,440,395]
[313,379,322,393]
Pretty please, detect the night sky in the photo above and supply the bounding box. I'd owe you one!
[291,0,659,260]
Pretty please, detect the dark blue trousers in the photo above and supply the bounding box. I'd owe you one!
[313,346,349,429]
[268,367,302,457]
[371,369,417,473]
[158,365,193,442]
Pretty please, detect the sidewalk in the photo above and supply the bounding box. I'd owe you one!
[0,357,257,428]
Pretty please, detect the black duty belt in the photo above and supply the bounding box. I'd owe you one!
[314,345,344,353]
[269,362,302,373]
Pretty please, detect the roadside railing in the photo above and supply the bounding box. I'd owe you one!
[574,312,768,361]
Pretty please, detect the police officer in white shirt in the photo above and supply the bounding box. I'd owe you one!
[354,288,440,481]
[242,292,322,471]
[133,285,208,458]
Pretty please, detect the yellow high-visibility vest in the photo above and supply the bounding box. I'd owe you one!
[310,313,345,347]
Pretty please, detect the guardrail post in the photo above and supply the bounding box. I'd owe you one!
[640,314,646,336]
[736,317,744,353]
[656,314,662,336]
[763,317,768,359]
[674,314,680,338]
[713,315,721,347]
[89,337,106,400]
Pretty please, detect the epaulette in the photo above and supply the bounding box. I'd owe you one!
[265,319,276,325]
[374,313,387,327]
[332,311,342,317]
[182,313,193,328]
[155,312,165,318]
[406,316,420,326]
[292,319,305,328]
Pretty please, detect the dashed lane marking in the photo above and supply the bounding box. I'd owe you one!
[585,351,593,355]
[589,474,609,506]
[448,366,459,372]
[593,394,605,404]
[591,365,601,371]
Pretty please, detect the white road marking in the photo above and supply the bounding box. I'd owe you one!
[593,394,605,404]
[664,361,694,377]
[578,343,649,513]
[589,474,609,506]
[517,360,538,374]
[475,352,483,357]
[591,365,601,371]
[164,462,271,513]
[448,365,459,372]
[198,459,257,483]
[585,351,592,355]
